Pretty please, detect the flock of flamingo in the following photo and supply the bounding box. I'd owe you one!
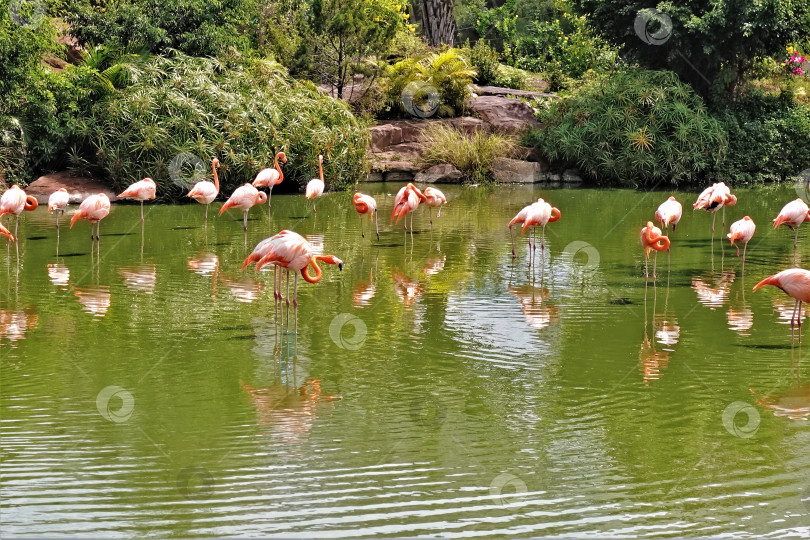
[2,159,810,335]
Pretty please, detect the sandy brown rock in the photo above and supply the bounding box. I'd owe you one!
[26,172,116,204]
[414,164,463,184]
[465,96,540,133]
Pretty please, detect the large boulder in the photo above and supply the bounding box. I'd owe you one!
[465,96,540,133]
[25,171,116,204]
[490,157,543,183]
[414,164,463,184]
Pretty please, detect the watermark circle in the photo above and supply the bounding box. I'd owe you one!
[489,473,528,506]
[329,313,367,350]
[8,0,46,29]
[793,168,810,203]
[176,466,215,500]
[722,401,760,438]
[409,395,445,429]
[401,81,441,119]
[96,386,135,423]
[562,240,600,275]
[634,8,673,46]
[169,152,206,191]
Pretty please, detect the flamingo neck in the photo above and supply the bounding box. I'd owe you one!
[212,162,219,192]
[275,153,284,183]
[318,158,324,182]
[302,257,323,284]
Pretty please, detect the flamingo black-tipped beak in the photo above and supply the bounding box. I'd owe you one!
[338,262,344,271]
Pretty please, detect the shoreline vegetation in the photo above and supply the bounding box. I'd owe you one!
[1,0,808,198]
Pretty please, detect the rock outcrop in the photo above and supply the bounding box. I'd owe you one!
[25,171,117,204]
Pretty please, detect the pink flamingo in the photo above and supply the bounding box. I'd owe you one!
[252,230,343,308]
[655,196,682,235]
[187,158,220,220]
[391,183,427,233]
[754,268,810,330]
[70,194,111,241]
[220,184,267,231]
[640,221,670,279]
[353,192,378,240]
[508,198,560,262]
[305,155,325,214]
[117,177,156,222]
[0,222,13,243]
[242,236,285,302]
[253,152,287,206]
[693,182,737,233]
[423,187,447,229]
[0,185,38,239]
[773,198,810,262]
[727,216,756,260]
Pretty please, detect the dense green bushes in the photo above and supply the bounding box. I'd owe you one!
[71,53,368,198]
[711,91,810,183]
[534,70,726,186]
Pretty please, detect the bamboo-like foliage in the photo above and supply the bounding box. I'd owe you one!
[537,70,727,186]
[0,116,27,186]
[78,52,369,199]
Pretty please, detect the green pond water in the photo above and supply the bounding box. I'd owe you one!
[2,183,810,537]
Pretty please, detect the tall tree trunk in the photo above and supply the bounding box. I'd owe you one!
[421,0,456,47]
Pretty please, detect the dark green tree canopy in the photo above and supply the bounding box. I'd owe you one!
[575,0,810,99]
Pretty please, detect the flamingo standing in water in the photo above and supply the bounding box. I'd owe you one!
[693,182,737,233]
[251,230,343,308]
[48,188,70,229]
[640,221,670,279]
[423,187,447,229]
[187,158,220,221]
[754,268,810,330]
[655,196,682,237]
[305,155,325,214]
[117,177,156,223]
[353,192,378,240]
[0,185,38,240]
[392,183,427,233]
[773,198,810,263]
[253,151,287,207]
[70,193,111,241]
[242,236,285,302]
[220,184,267,231]
[728,216,756,261]
[508,198,560,264]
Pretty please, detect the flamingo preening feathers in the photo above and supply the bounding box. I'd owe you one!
[508,198,561,261]
[655,196,682,234]
[728,216,756,260]
[693,182,737,233]
[353,192,379,240]
[220,184,267,231]
[392,183,427,232]
[70,193,111,241]
[187,158,220,220]
[754,268,810,330]
[640,221,670,279]
[773,198,810,263]
[423,187,447,229]
[253,152,287,206]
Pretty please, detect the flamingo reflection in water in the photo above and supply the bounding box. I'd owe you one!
[118,264,157,294]
[74,285,111,318]
[220,274,265,303]
[352,270,376,308]
[0,307,39,346]
[752,382,810,421]
[47,263,70,289]
[423,253,446,276]
[727,306,754,336]
[508,284,559,331]
[188,253,219,298]
[391,268,425,308]
[639,280,676,385]
[691,272,735,309]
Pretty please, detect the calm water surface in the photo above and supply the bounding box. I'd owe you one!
[2,183,810,537]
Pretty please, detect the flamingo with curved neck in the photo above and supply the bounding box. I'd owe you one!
[253,152,287,206]
[640,221,670,280]
[0,185,38,240]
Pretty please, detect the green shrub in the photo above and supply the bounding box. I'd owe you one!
[420,124,517,183]
[711,91,810,183]
[0,117,28,186]
[383,49,476,118]
[535,69,727,187]
[74,53,369,198]
[492,64,530,90]
[466,39,500,86]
